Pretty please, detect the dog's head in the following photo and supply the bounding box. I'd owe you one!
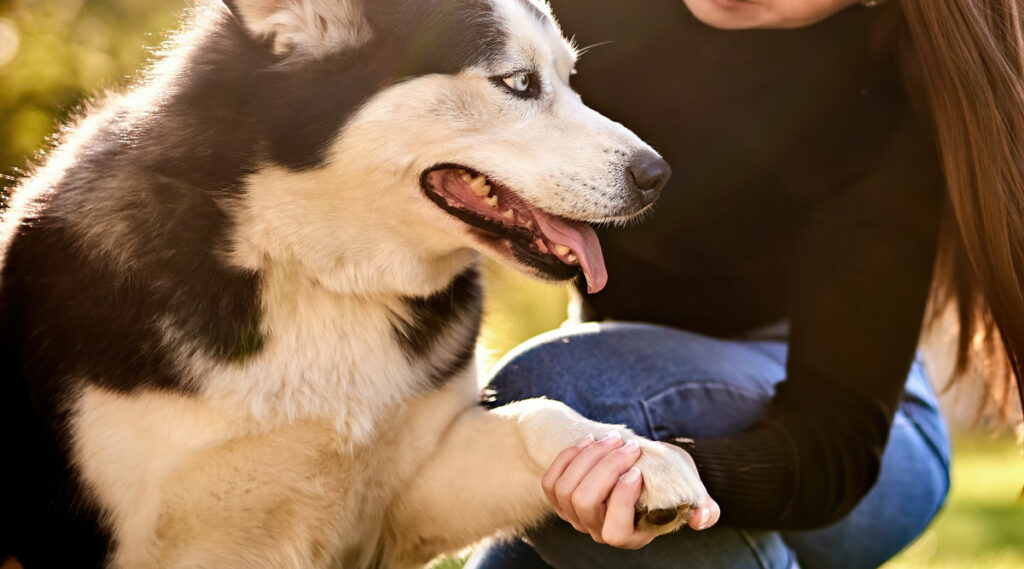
[227,0,669,295]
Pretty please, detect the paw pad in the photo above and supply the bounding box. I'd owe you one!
[634,504,695,531]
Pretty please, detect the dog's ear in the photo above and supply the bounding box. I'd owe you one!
[222,0,371,57]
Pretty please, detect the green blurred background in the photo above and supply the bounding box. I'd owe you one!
[0,1,1021,567]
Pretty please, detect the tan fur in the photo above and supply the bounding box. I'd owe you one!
[72,371,704,569]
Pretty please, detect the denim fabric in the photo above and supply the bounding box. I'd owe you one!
[466,322,950,569]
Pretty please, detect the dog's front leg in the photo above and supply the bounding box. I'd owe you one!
[387,397,707,566]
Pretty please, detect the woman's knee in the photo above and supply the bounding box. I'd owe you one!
[485,322,787,439]
[483,323,663,431]
[781,411,950,569]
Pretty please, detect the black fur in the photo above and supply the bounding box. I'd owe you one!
[259,0,508,170]
[0,0,513,564]
[393,268,483,388]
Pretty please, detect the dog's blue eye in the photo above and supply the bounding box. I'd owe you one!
[495,71,540,99]
[503,72,531,92]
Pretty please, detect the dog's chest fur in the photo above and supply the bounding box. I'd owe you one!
[72,384,435,568]
[194,265,482,440]
[64,264,482,567]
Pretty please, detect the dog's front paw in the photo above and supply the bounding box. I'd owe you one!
[632,440,707,535]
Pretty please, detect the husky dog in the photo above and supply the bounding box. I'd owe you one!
[0,0,707,567]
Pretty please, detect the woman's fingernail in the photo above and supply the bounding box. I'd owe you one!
[621,439,640,453]
[575,434,596,448]
[623,466,642,483]
[698,506,710,528]
[600,431,623,443]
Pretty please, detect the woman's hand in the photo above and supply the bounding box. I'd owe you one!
[541,433,720,549]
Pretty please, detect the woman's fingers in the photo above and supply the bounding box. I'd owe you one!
[550,432,626,524]
[543,433,718,545]
[544,435,718,547]
[570,439,642,532]
[600,467,657,549]
[541,434,596,521]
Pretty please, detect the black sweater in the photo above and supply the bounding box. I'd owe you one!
[555,1,943,529]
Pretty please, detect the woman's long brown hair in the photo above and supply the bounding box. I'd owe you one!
[900,0,1024,418]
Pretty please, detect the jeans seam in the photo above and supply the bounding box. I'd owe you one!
[639,381,773,441]
[898,408,952,516]
[737,529,772,569]
[899,408,951,472]
[902,359,952,505]
[639,399,658,440]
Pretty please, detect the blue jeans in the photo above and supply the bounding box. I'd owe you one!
[467,322,950,569]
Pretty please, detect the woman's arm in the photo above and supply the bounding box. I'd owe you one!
[687,116,943,529]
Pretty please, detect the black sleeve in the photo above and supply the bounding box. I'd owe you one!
[686,118,943,529]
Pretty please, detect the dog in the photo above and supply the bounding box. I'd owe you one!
[0,0,707,567]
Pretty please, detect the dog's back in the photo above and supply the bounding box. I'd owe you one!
[1,302,108,567]
[0,114,124,567]
[0,7,269,563]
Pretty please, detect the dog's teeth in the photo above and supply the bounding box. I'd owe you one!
[502,209,515,221]
[555,245,571,257]
[460,172,473,183]
[485,195,499,208]
[566,253,578,263]
[470,176,488,195]
[524,220,534,230]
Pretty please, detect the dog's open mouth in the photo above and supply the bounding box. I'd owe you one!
[421,165,608,293]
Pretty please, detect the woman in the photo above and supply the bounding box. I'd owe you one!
[467,0,1024,568]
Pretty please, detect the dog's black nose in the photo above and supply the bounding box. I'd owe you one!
[628,153,671,207]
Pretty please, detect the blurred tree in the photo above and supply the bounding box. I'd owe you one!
[0,0,186,198]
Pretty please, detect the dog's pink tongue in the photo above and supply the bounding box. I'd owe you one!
[532,213,608,294]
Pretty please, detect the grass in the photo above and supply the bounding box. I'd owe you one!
[429,559,467,569]
[883,435,1024,569]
